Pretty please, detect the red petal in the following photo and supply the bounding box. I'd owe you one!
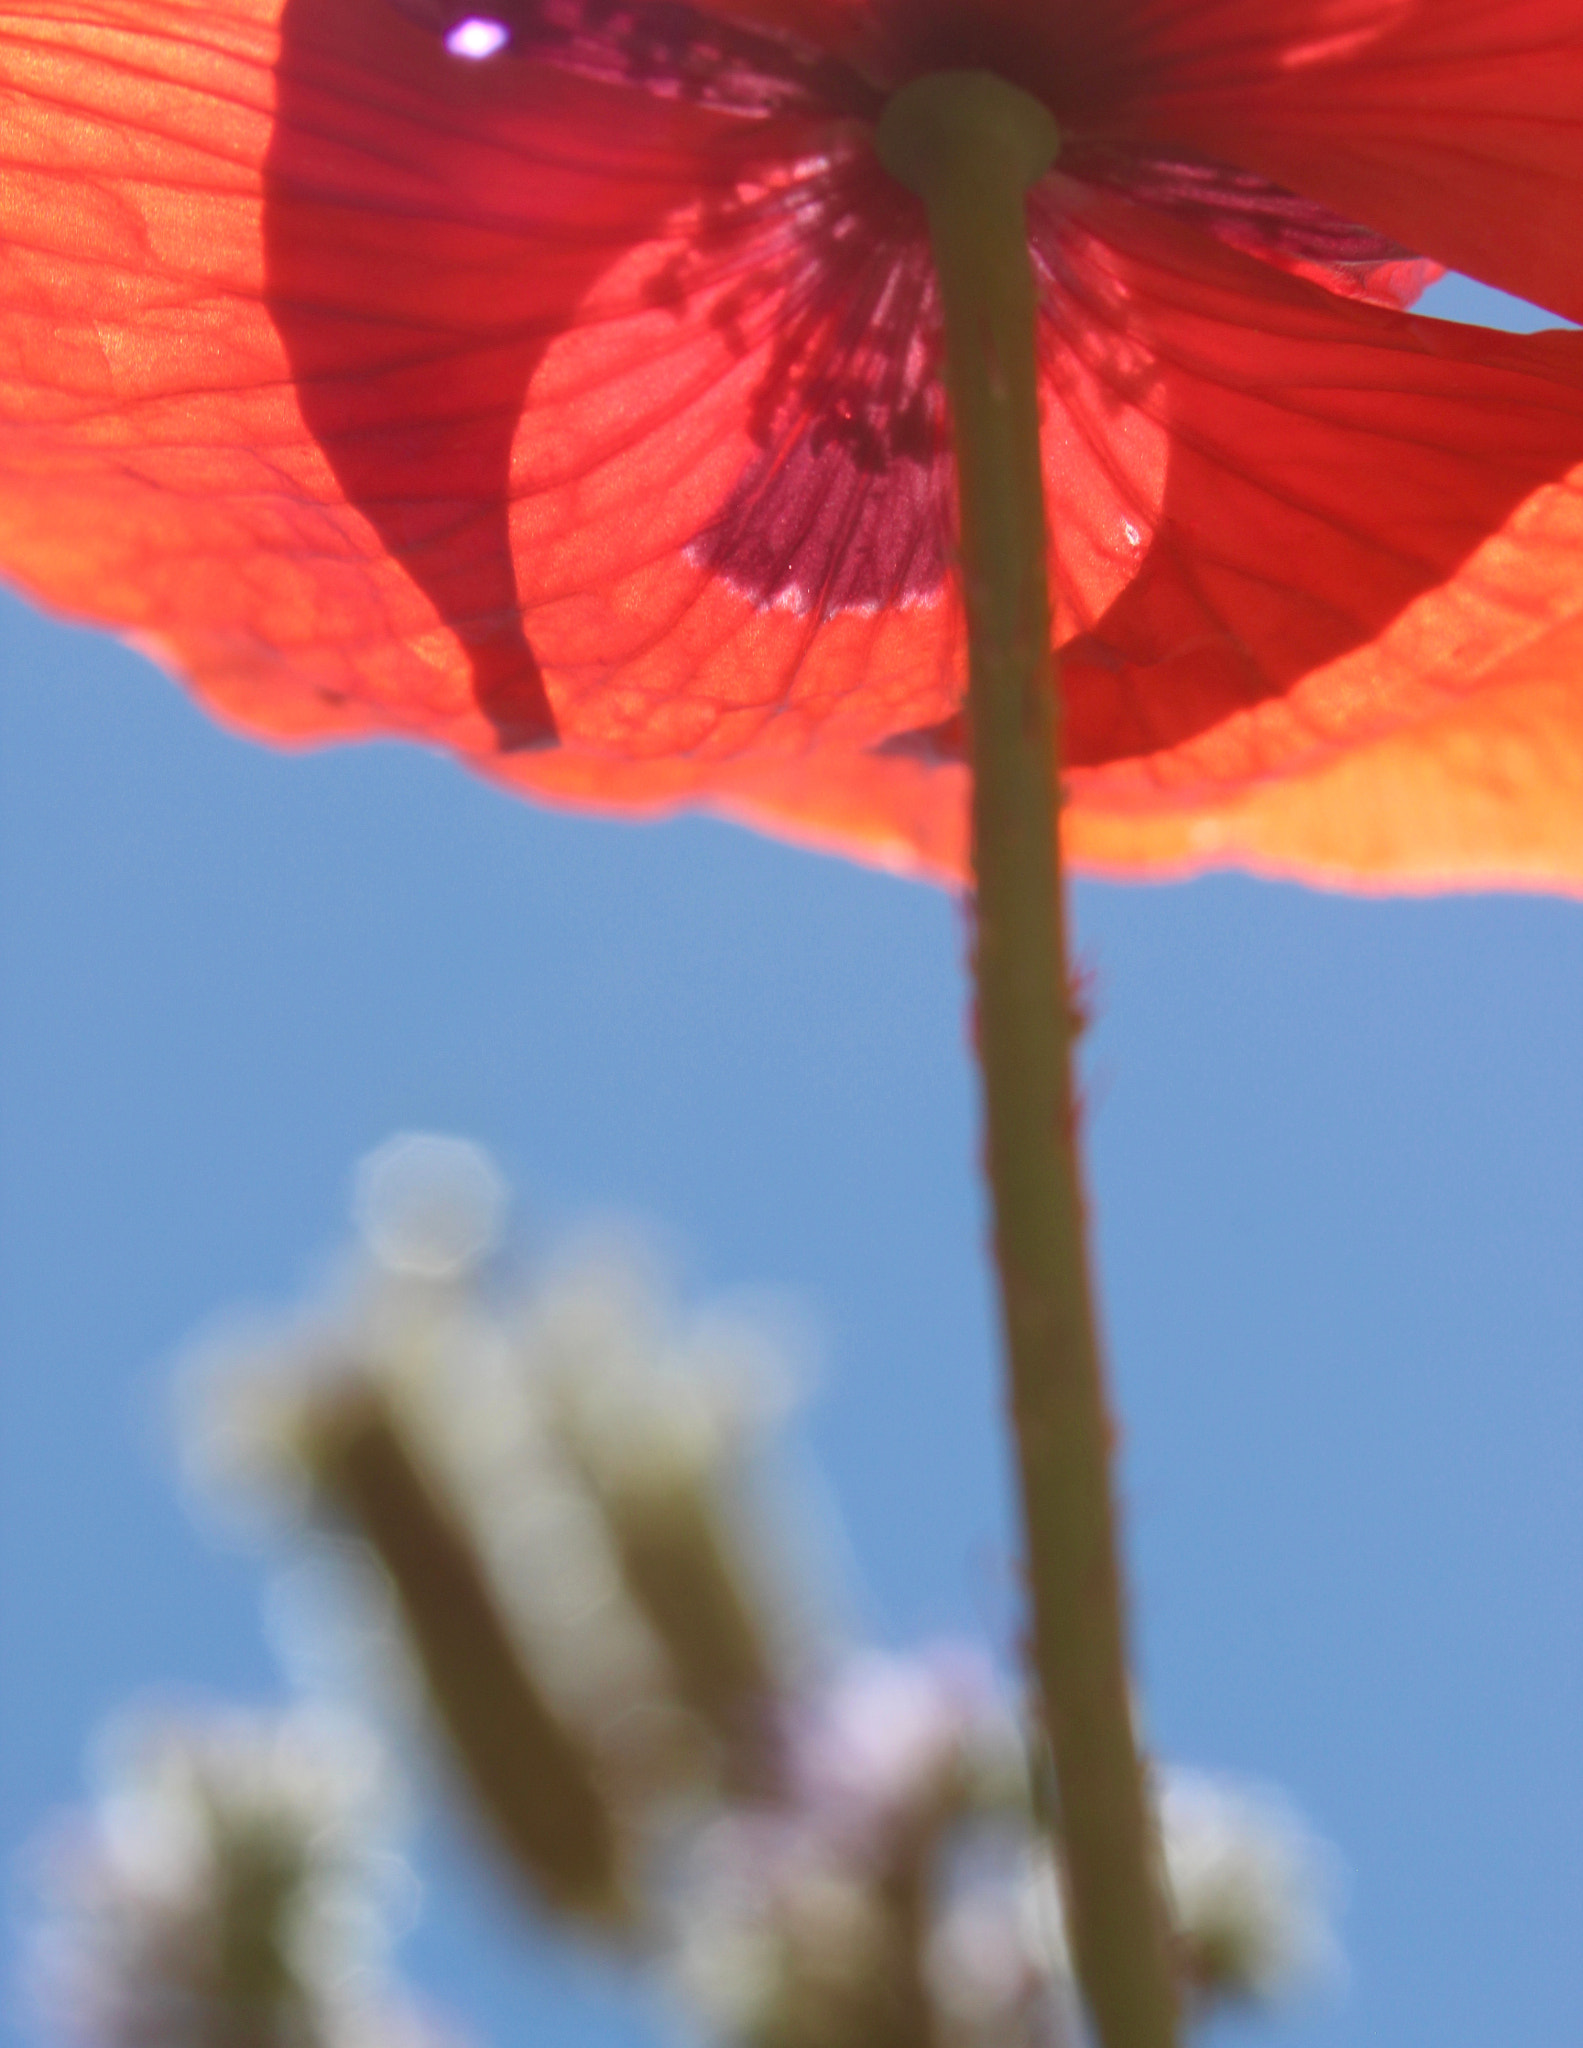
[0,0,770,751]
[500,192,1583,895]
[0,1,965,758]
[495,186,1165,761]
[1067,652,1583,892]
[3,1,1582,893]
[1043,191,1583,775]
[1112,0,1583,324]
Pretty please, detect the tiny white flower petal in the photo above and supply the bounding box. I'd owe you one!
[1159,1769,1340,2003]
[354,1134,506,1280]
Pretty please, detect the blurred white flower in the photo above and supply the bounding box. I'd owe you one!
[1159,1770,1339,2006]
[157,1143,1339,2046]
[183,1156,827,1822]
[354,1135,507,1282]
[27,1706,438,2048]
[672,1646,1338,2046]
[927,1844,1080,2048]
[672,1652,1032,2048]
[786,1648,1022,1837]
[670,1808,907,2048]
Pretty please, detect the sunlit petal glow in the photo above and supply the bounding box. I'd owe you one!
[444,15,510,59]
[1,0,1581,891]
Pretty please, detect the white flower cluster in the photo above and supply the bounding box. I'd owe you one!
[675,1650,1057,2048]
[186,1136,796,1773]
[676,1652,1336,2048]
[1160,1770,1338,2005]
[180,1135,809,1915]
[39,1135,1339,2048]
[28,1707,442,2048]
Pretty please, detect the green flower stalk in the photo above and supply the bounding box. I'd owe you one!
[877,72,1179,2048]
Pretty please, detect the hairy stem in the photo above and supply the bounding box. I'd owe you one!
[877,72,1179,2048]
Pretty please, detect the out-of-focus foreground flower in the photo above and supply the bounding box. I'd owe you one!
[16,1134,1329,2048]
[1,0,1580,889]
[26,1706,441,2048]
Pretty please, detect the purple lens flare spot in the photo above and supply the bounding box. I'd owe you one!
[445,15,510,57]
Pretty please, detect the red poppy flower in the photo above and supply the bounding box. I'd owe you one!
[1,0,1580,889]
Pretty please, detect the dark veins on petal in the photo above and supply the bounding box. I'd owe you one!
[687,136,1432,623]
[685,152,952,617]
[395,3,952,628]
[264,0,882,752]
[268,0,1460,765]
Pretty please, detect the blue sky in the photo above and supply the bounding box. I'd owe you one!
[2,271,1580,2048]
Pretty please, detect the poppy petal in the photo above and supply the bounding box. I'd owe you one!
[3,1,1581,895]
[1067,648,1583,893]
[486,641,1583,897]
[1038,191,1583,788]
[0,0,793,750]
[1114,0,1583,323]
[491,193,1583,894]
[495,171,1167,761]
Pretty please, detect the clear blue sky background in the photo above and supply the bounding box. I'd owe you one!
[2,273,1579,2048]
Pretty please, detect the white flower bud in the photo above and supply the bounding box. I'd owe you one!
[354,1135,506,1282]
[1159,1770,1339,2007]
[27,1707,431,2048]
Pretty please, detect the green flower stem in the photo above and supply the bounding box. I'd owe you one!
[877,74,1179,2048]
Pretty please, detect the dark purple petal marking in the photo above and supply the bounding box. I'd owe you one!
[1071,144,1427,295]
[391,0,876,117]
[682,151,954,617]
[364,3,1435,714]
[695,413,950,616]
[693,138,1431,625]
